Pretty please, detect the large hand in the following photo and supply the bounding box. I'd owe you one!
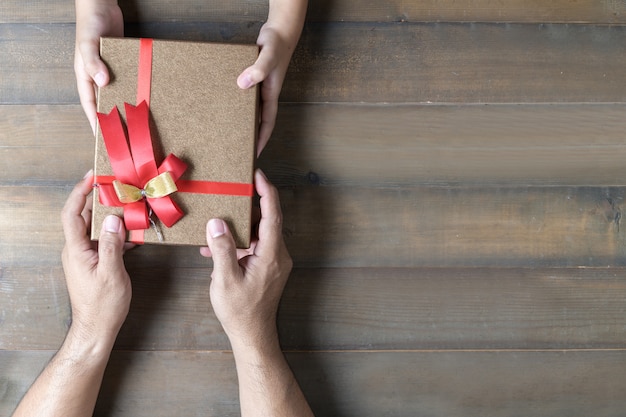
[237,22,301,156]
[11,172,131,417]
[201,169,292,346]
[61,171,131,343]
[74,0,124,133]
[201,169,313,417]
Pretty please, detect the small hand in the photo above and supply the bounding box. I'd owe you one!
[74,0,124,133]
[201,169,292,346]
[61,171,131,342]
[237,25,296,156]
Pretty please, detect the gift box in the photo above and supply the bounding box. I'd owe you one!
[91,37,258,247]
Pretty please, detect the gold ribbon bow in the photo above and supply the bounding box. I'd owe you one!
[113,171,178,204]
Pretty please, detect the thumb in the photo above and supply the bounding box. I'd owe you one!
[237,48,274,89]
[77,39,109,87]
[206,219,240,280]
[97,215,126,273]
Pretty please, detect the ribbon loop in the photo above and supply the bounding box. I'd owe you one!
[113,171,178,203]
[97,101,186,232]
[144,171,178,198]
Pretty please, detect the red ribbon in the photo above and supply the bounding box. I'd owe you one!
[137,38,153,106]
[96,101,186,231]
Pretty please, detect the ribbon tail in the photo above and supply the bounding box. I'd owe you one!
[129,230,145,244]
[125,101,159,182]
[97,107,141,186]
[123,201,151,230]
[148,196,184,228]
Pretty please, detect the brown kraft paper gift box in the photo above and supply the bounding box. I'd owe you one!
[91,37,258,247]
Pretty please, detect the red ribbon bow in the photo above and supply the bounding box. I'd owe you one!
[96,101,187,230]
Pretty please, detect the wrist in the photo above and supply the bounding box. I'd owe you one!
[76,0,120,21]
[66,322,118,362]
[260,21,301,51]
[231,336,284,374]
[76,0,119,9]
[228,325,281,358]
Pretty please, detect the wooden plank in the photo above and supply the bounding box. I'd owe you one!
[304,0,626,24]
[3,266,626,351]
[4,23,626,105]
[5,103,626,187]
[264,103,626,187]
[4,0,626,24]
[2,185,625,268]
[2,350,626,416]
[0,23,76,104]
[0,0,268,24]
[278,185,626,268]
[0,22,260,105]
[0,106,92,184]
[286,22,626,103]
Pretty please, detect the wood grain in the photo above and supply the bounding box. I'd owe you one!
[4,0,626,24]
[5,2,626,416]
[2,350,626,416]
[304,0,626,24]
[2,266,626,351]
[4,22,626,105]
[2,185,625,268]
[5,104,626,187]
[286,22,626,103]
[265,103,626,187]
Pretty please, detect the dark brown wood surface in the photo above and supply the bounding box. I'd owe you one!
[3,266,626,351]
[2,0,625,415]
[2,350,626,417]
[4,0,626,23]
[6,104,626,186]
[3,23,626,104]
[3,184,626,269]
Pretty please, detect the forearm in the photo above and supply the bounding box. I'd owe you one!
[231,333,314,417]
[76,0,119,19]
[265,0,308,46]
[76,0,119,11]
[12,326,115,417]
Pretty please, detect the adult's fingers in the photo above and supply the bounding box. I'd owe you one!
[205,219,241,282]
[96,215,127,277]
[200,244,256,261]
[61,171,94,250]
[80,194,94,231]
[252,169,284,258]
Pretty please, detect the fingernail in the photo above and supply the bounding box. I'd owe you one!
[94,72,106,87]
[238,73,254,89]
[104,215,121,233]
[83,168,93,179]
[256,168,267,180]
[208,219,226,238]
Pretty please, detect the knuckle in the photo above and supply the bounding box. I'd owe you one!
[98,236,119,258]
[212,238,236,258]
[283,251,293,272]
[61,246,70,263]
[60,205,72,226]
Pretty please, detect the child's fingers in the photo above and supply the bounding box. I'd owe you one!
[77,39,109,88]
[237,46,275,89]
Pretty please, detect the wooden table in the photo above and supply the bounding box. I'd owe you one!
[2,1,626,415]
